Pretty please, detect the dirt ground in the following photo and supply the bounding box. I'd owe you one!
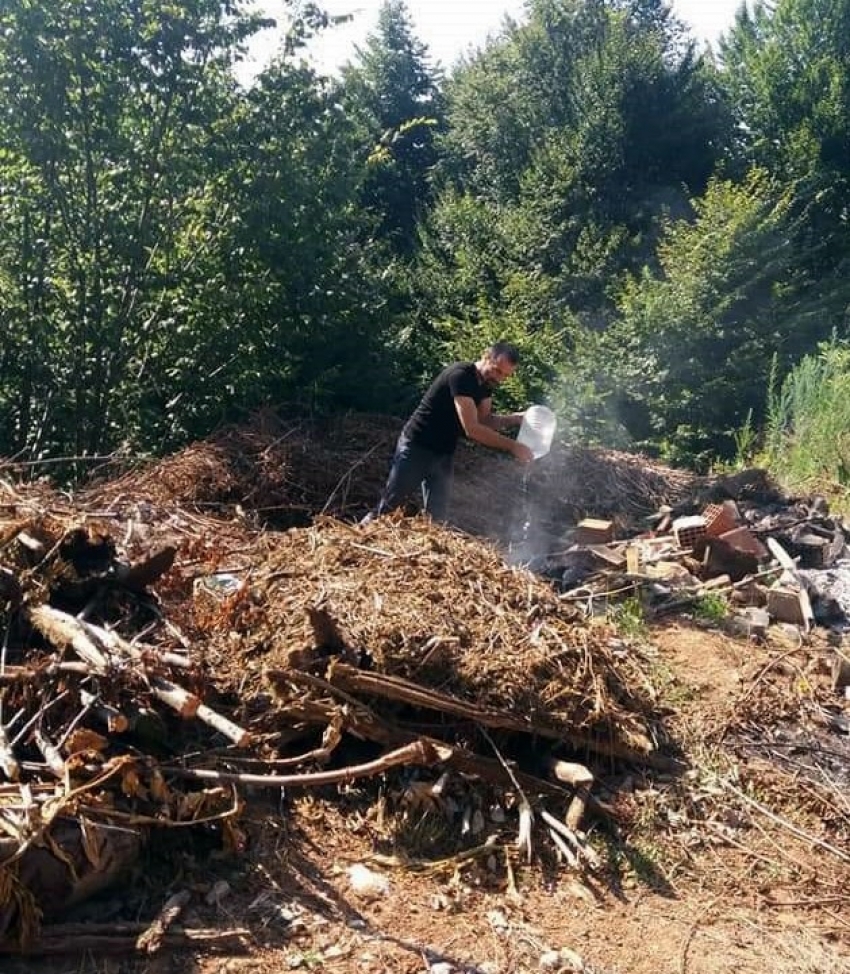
[7,617,848,974]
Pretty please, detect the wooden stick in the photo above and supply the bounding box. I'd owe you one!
[263,687,581,802]
[540,808,601,871]
[547,826,579,867]
[720,779,850,864]
[327,662,664,767]
[149,677,200,718]
[164,739,444,788]
[0,662,91,684]
[194,703,251,747]
[29,606,112,673]
[30,606,191,677]
[136,889,192,953]
[11,691,70,748]
[85,618,192,670]
[0,923,249,956]
[0,723,20,781]
[32,728,65,779]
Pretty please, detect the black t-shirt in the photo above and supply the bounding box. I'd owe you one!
[403,362,491,454]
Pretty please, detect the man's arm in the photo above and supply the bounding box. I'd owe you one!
[455,396,532,462]
[477,398,525,431]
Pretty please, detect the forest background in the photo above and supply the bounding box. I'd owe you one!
[1,0,849,491]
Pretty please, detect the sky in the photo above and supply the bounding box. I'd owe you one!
[240,0,745,79]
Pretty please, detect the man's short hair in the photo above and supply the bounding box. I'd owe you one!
[488,340,520,364]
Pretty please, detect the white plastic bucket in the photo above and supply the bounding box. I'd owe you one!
[517,405,557,459]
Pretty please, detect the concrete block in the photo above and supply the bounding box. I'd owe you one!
[702,501,740,538]
[573,518,614,545]
[766,586,813,627]
[673,515,706,550]
[719,526,769,561]
[728,606,769,640]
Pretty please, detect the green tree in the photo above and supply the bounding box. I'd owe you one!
[196,55,400,425]
[0,0,267,458]
[339,0,445,254]
[413,0,730,365]
[602,174,850,465]
[718,0,850,282]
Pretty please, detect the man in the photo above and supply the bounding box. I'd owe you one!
[364,341,534,523]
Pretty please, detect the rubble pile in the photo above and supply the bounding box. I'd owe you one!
[451,442,698,542]
[549,472,850,643]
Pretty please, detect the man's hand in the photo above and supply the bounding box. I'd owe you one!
[512,442,534,464]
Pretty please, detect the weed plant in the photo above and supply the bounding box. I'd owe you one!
[692,592,729,625]
[764,339,850,502]
[608,596,646,639]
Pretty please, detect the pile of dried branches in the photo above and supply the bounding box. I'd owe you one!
[0,419,687,953]
[189,514,660,759]
[80,411,698,541]
[0,484,248,951]
[81,410,399,523]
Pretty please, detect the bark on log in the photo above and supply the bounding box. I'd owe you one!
[194,702,251,747]
[149,677,200,718]
[136,889,192,953]
[29,605,112,673]
[327,661,666,768]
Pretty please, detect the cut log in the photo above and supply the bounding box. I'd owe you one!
[29,605,112,673]
[149,677,200,718]
[327,661,663,767]
[135,889,192,953]
[548,759,594,831]
[194,703,251,747]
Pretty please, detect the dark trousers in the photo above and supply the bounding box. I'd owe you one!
[376,434,455,521]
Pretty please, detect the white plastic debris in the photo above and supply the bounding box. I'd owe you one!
[347,863,390,900]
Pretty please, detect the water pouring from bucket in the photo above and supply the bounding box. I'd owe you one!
[517,405,557,459]
[508,405,557,566]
